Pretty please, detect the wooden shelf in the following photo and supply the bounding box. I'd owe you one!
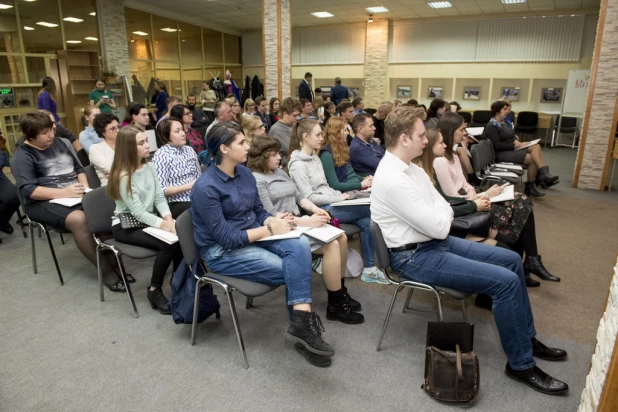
[69,64,99,67]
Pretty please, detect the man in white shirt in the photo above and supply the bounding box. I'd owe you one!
[370,107,569,396]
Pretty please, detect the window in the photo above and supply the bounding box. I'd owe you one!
[0,0,20,53]
[152,15,179,61]
[61,0,98,50]
[180,23,202,62]
[126,8,153,60]
[20,0,63,53]
[223,34,240,64]
[203,28,223,63]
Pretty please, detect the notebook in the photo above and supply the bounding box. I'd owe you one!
[514,139,540,151]
[331,198,371,206]
[49,188,93,207]
[145,130,158,152]
[258,226,310,242]
[143,227,179,244]
[490,185,514,203]
[304,224,345,243]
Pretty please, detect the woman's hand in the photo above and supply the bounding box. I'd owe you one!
[313,208,330,217]
[466,188,477,200]
[62,183,86,198]
[340,193,350,201]
[361,175,373,189]
[269,217,295,235]
[160,219,176,235]
[275,212,294,220]
[513,140,522,149]
[307,213,330,228]
[486,184,503,198]
[474,197,490,212]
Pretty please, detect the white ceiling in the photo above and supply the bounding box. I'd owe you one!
[126,0,600,34]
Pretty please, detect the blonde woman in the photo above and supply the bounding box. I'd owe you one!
[225,97,243,124]
[242,99,256,119]
[241,115,266,146]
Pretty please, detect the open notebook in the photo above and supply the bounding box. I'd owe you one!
[143,227,179,244]
[49,188,93,207]
[331,198,371,206]
[258,224,345,243]
[490,185,515,203]
[515,139,541,151]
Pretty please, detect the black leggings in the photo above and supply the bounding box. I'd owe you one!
[496,210,538,258]
[111,224,183,288]
[168,202,191,219]
[0,179,20,228]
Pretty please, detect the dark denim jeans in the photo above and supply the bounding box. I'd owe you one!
[201,236,313,306]
[322,204,375,267]
[390,236,536,370]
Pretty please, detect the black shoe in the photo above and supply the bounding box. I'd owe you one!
[147,287,171,315]
[294,343,332,367]
[105,280,126,293]
[538,166,559,188]
[0,222,14,235]
[524,181,545,197]
[474,293,493,311]
[467,173,483,187]
[532,338,568,361]
[505,363,569,395]
[123,273,136,283]
[285,310,334,356]
[342,285,361,311]
[326,301,365,324]
[525,274,540,287]
[524,256,560,282]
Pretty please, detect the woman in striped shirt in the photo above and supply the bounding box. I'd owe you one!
[153,118,201,219]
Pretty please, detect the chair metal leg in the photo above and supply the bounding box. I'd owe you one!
[38,226,41,238]
[44,227,64,285]
[225,288,249,369]
[59,233,65,245]
[245,296,253,309]
[461,299,469,323]
[16,209,27,238]
[29,224,37,274]
[376,285,402,352]
[191,279,202,346]
[113,252,138,318]
[96,246,104,302]
[402,288,414,313]
[433,290,444,322]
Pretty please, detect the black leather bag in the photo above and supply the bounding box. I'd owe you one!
[451,212,491,238]
[118,213,148,230]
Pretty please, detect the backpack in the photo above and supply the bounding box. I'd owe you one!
[169,255,221,324]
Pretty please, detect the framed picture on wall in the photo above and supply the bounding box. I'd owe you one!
[428,86,443,99]
[397,86,411,98]
[501,87,520,101]
[463,86,481,100]
[348,87,360,99]
[541,87,563,103]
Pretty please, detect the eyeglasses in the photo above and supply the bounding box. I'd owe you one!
[257,124,266,129]
[107,126,119,132]
[183,112,192,116]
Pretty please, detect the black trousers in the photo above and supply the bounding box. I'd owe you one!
[112,224,183,288]
[168,201,191,219]
[0,179,20,229]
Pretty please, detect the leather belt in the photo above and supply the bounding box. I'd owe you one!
[389,243,418,253]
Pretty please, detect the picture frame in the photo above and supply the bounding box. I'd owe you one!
[427,86,443,99]
[541,87,563,103]
[500,87,520,102]
[463,86,481,100]
[348,87,360,99]
[397,85,412,98]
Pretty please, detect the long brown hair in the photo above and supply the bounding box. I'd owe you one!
[107,126,147,200]
[416,128,441,184]
[437,112,464,162]
[322,117,349,167]
[289,118,319,155]
[38,77,56,100]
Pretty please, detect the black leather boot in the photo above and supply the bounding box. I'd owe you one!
[538,166,559,188]
[294,343,332,367]
[326,289,364,324]
[525,273,540,287]
[286,310,335,356]
[147,287,171,315]
[505,363,569,395]
[524,255,560,282]
[524,181,545,197]
[342,285,361,312]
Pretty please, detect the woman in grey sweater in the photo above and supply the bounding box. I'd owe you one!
[248,135,363,325]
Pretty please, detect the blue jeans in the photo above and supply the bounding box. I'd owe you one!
[323,204,375,267]
[201,236,313,306]
[390,236,536,370]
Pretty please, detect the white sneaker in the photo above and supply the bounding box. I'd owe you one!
[361,266,390,285]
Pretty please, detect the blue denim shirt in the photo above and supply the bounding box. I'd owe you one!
[191,164,271,250]
[349,136,385,176]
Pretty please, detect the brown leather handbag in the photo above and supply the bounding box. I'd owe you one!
[423,344,480,405]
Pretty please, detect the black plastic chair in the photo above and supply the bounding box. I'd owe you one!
[470,141,520,189]
[76,149,90,167]
[83,165,101,189]
[82,187,158,318]
[459,111,472,124]
[551,115,578,147]
[370,221,471,351]
[175,210,280,369]
[507,111,515,124]
[365,108,377,116]
[470,110,491,128]
[514,111,539,141]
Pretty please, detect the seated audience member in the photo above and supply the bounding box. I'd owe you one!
[436,112,480,186]
[226,97,243,124]
[450,101,462,112]
[269,97,280,126]
[337,101,356,144]
[352,97,366,115]
[186,94,211,129]
[122,103,153,131]
[107,126,183,314]
[423,125,559,286]
[269,97,301,167]
[156,95,182,127]
[499,98,514,129]
[242,99,256,119]
[371,106,569,395]
[319,117,373,194]
[199,81,217,108]
[89,113,119,186]
[313,96,325,124]
[169,105,204,156]
[79,106,102,153]
[38,109,83,152]
[206,101,234,136]
[425,98,450,128]
[153,118,200,219]
[485,101,559,197]
[191,122,336,363]
[406,99,418,106]
[13,112,125,291]
[248,135,363,324]
[323,102,335,126]
[242,115,266,147]
[372,101,392,146]
[254,96,272,132]
[288,119,387,285]
[349,114,385,177]
[0,132,20,236]
[418,104,427,113]
[298,98,317,121]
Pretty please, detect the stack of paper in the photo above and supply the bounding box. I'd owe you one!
[143,227,179,244]
[258,227,310,242]
[50,188,93,207]
[331,198,371,206]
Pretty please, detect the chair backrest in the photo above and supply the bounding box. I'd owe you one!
[82,186,116,234]
[83,165,101,189]
[365,108,377,115]
[507,112,515,123]
[482,139,497,161]
[459,111,472,124]
[370,221,391,270]
[559,116,577,128]
[472,110,491,124]
[470,141,492,173]
[76,149,90,167]
[516,111,538,126]
[176,210,197,265]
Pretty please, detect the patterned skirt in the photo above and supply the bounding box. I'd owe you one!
[489,193,532,244]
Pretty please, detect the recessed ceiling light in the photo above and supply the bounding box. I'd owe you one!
[501,0,526,3]
[160,27,178,32]
[23,0,37,2]
[427,1,453,8]
[311,11,334,18]
[366,6,389,13]
[63,17,84,23]
[23,26,35,31]
[36,22,59,27]
[0,3,14,9]
[85,37,98,41]
[89,12,96,16]
[66,40,82,44]
[132,31,148,36]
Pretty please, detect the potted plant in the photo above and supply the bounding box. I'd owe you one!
[101,61,117,84]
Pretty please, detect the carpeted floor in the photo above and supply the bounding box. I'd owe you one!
[1,147,617,412]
